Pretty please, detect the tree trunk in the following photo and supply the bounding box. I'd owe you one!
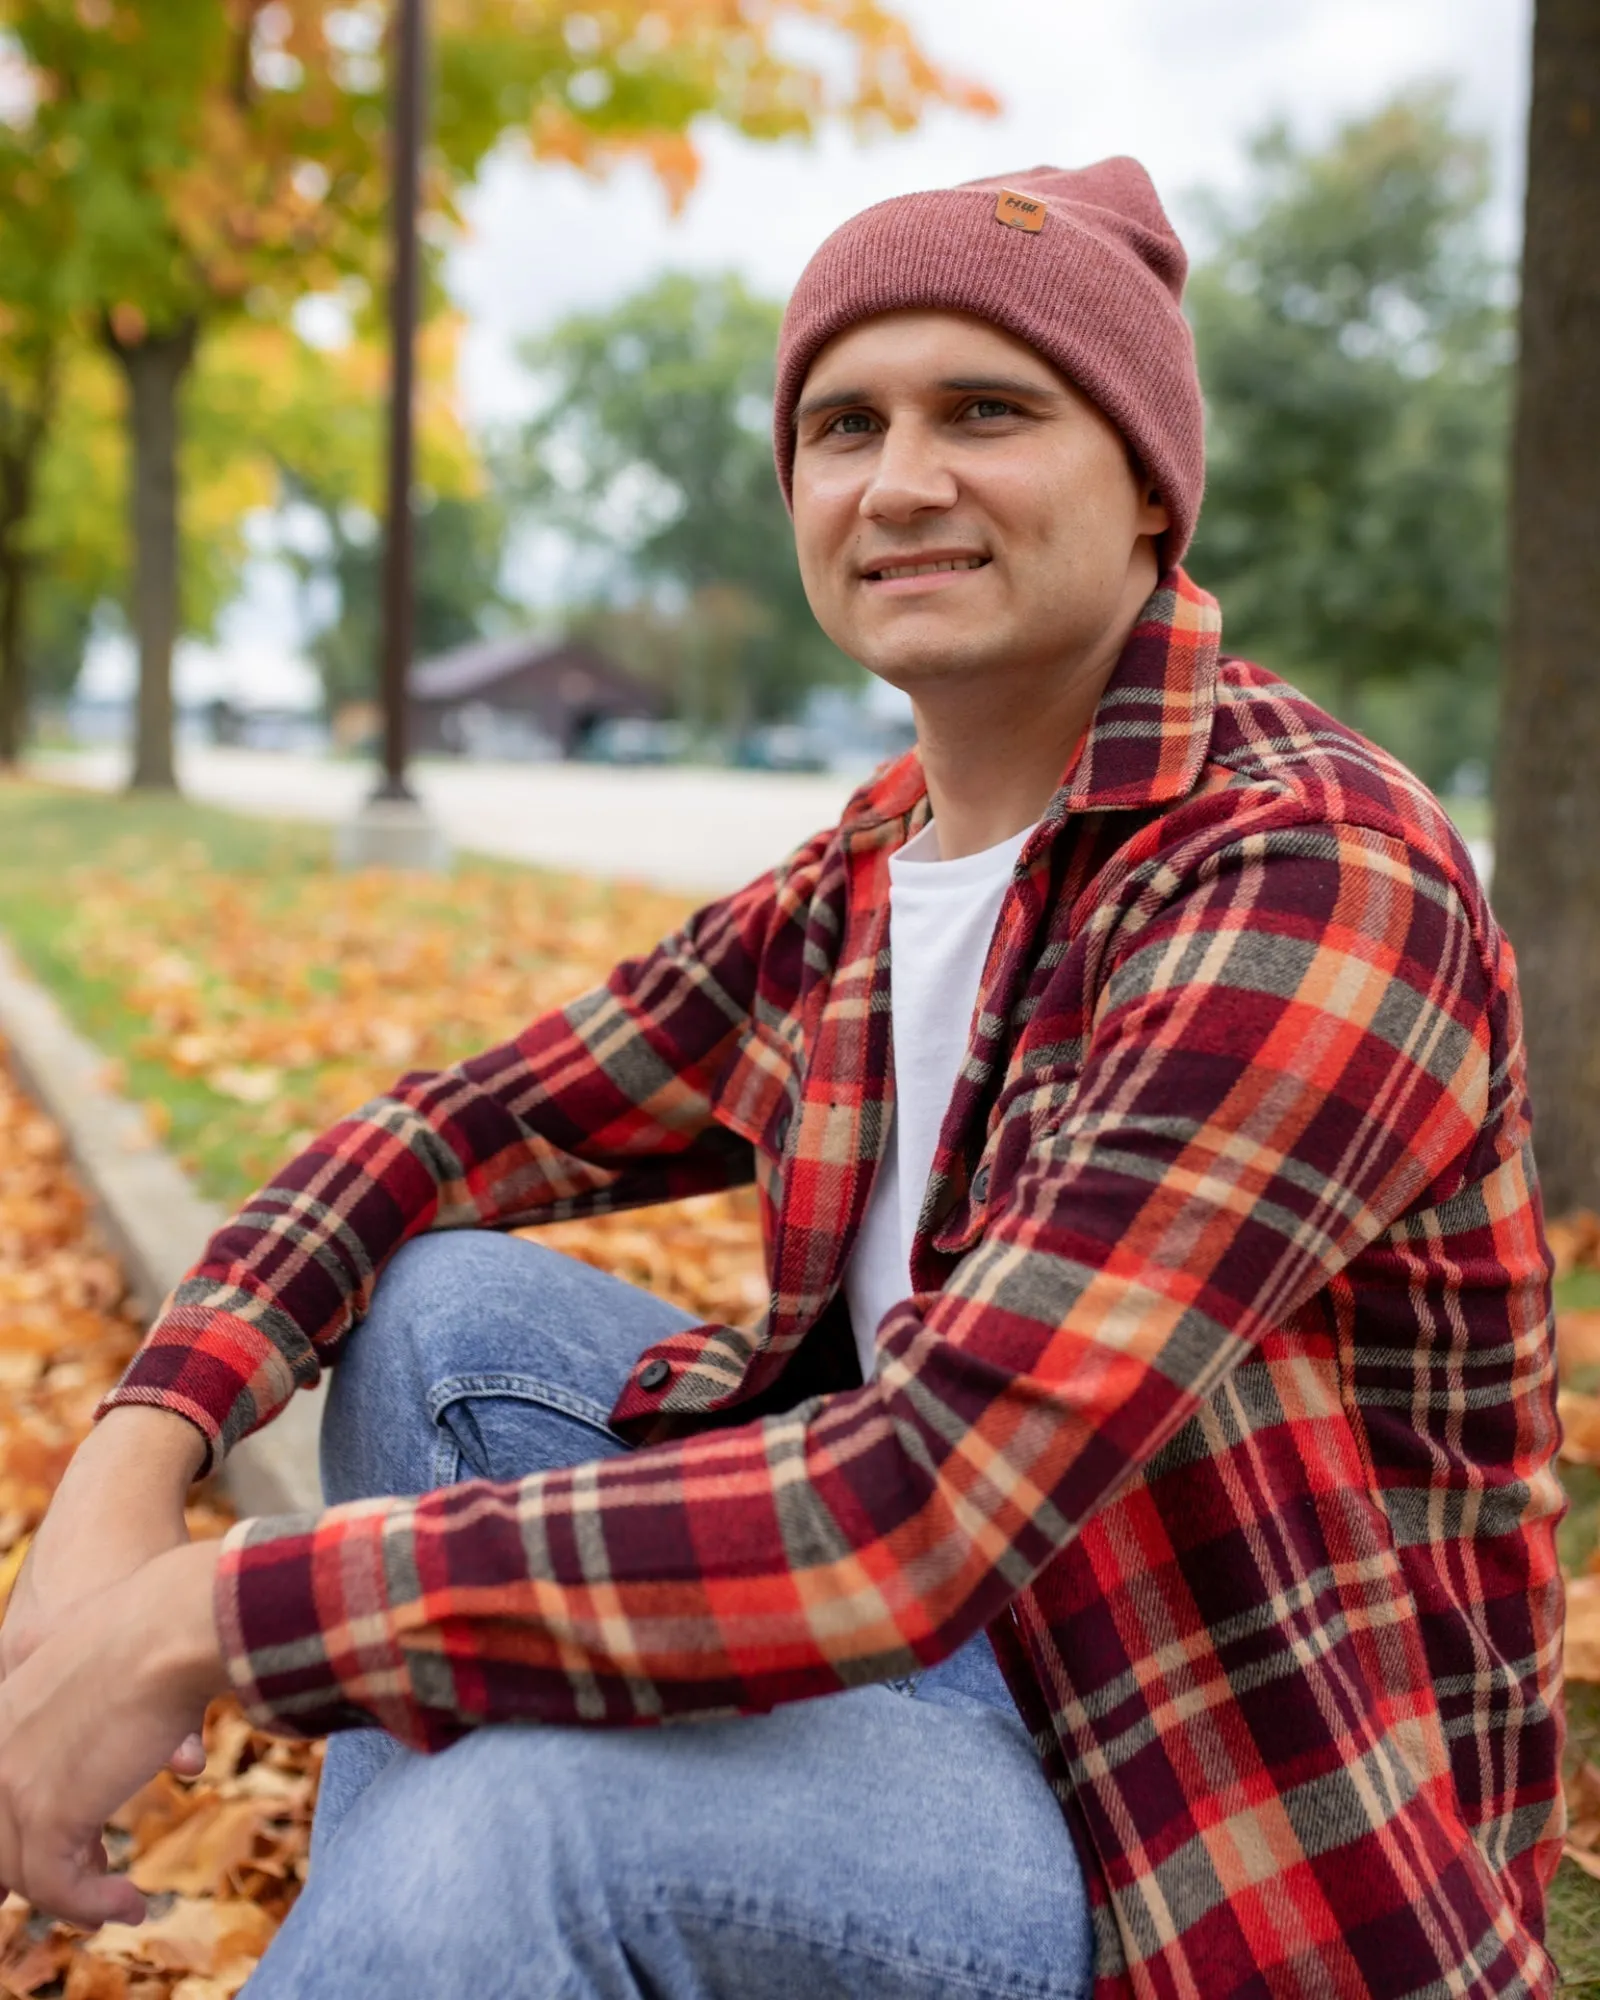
[0,361,54,770]
[0,536,27,769]
[107,321,198,793]
[1492,0,1600,1213]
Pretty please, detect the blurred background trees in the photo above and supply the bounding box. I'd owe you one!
[0,0,990,787]
[503,272,850,737]
[1185,90,1511,794]
[2,38,1514,788]
[0,84,78,766]
[291,489,511,715]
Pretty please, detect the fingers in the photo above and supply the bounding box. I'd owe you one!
[168,1731,205,1777]
[28,1833,145,1934]
[49,1867,145,1933]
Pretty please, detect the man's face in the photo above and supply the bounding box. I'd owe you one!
[790,310,1169,698]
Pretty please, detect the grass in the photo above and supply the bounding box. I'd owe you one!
[0,784,336,1195]
[0,777,695,1200]
[2,775,1597,1978]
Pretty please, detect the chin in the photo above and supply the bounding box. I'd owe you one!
[854,627,1005,693]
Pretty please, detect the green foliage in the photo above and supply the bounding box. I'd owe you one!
[507,271,851,726]
[0,0,989,755]
[289,489,513,712]
[1186,91,1511,790]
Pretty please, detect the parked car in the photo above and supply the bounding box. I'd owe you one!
[579,718,694,765]
[732,723,830,773]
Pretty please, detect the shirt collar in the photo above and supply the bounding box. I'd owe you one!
[840,567,1222,835]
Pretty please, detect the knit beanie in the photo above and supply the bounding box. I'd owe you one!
[773,158,1204,565]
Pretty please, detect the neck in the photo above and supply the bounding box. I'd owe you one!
[911,559,1155,861]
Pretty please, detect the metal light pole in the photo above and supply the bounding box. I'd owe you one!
[338,0,447,869]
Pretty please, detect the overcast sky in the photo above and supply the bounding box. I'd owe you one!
[450,0,1533,425]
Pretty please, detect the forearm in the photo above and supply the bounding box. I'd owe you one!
[42,1406,205,1556]
[2,1407,209,1680]
[76,1404,208,1493]
[99,950,764,1472]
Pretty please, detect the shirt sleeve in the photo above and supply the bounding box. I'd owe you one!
[211,823,1501,1748]
[98,860,797,1475]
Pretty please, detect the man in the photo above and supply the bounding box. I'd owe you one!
[0,161,1564,1997]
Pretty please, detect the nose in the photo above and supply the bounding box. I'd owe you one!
[860,415,957,524]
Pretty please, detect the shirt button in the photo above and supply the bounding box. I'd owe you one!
[638,1359,672,1393]
[971,1165,991,1202]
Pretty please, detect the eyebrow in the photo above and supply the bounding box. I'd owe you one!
[792,373,1064,425]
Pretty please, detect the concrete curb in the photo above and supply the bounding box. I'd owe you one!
[0,935,324,1516]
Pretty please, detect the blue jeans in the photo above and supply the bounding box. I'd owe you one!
[242,1231,1093,1999]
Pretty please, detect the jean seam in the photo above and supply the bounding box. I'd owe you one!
[611,1891,1088,1999]
[430,1433,462,1490]
[425,1371,624,1443]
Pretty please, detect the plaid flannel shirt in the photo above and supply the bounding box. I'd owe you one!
[106,571,1565,1998]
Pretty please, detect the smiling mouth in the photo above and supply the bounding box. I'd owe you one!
[864,556,990,581]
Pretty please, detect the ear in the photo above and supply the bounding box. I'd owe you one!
[1138,484,1170,537]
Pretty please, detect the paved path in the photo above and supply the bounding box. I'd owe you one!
[29,748,1495,895]
[32,749,860,897]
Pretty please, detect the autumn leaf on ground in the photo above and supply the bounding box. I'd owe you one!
[1560,1310,1600,1382]
[0,1053,317,1995]
[1560,1390,1600,1466]
[85,1896,274,1982]
[1549,1211,1600,1281]
[1566,1761,1600,1879]
[1566,1576,1600,1683]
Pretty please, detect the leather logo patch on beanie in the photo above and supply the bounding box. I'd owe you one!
[772,157,1206,566]
[994,189,1046,234]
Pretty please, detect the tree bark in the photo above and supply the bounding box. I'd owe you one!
[0,360,54,769]
[107,320,198,793]
[0,536,27,769]
[1492,0,1600,1213]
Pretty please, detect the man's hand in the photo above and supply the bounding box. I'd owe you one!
[0,1406,207,1683]
[0,1539,229,1930]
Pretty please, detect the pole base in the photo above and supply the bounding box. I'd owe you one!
[336,793,450,873]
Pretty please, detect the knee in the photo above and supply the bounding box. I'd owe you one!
[366,1229,514,1333]
[320,1234,510,1504]
[341,1232,528,1393]
[321,1232,580,1504]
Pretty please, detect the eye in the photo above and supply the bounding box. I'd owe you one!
[827,411,878,436]
[966,398,1018,421]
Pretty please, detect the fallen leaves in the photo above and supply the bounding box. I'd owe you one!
[55,852,705,1197]
[86,1896,275,1994]
[1549,1213,1600,1901]
[1558,1232,1600,1677]
[26,837,771,1324]
[1566,1761,1600,1881]
[1551,1212,1600,1283]
[532,1196,768,1326]
[0,1047,144,1578]
[0,1048,314,1995]
[0,838,775,1992]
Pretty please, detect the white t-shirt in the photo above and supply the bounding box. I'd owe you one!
[842,817,1034,1382]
